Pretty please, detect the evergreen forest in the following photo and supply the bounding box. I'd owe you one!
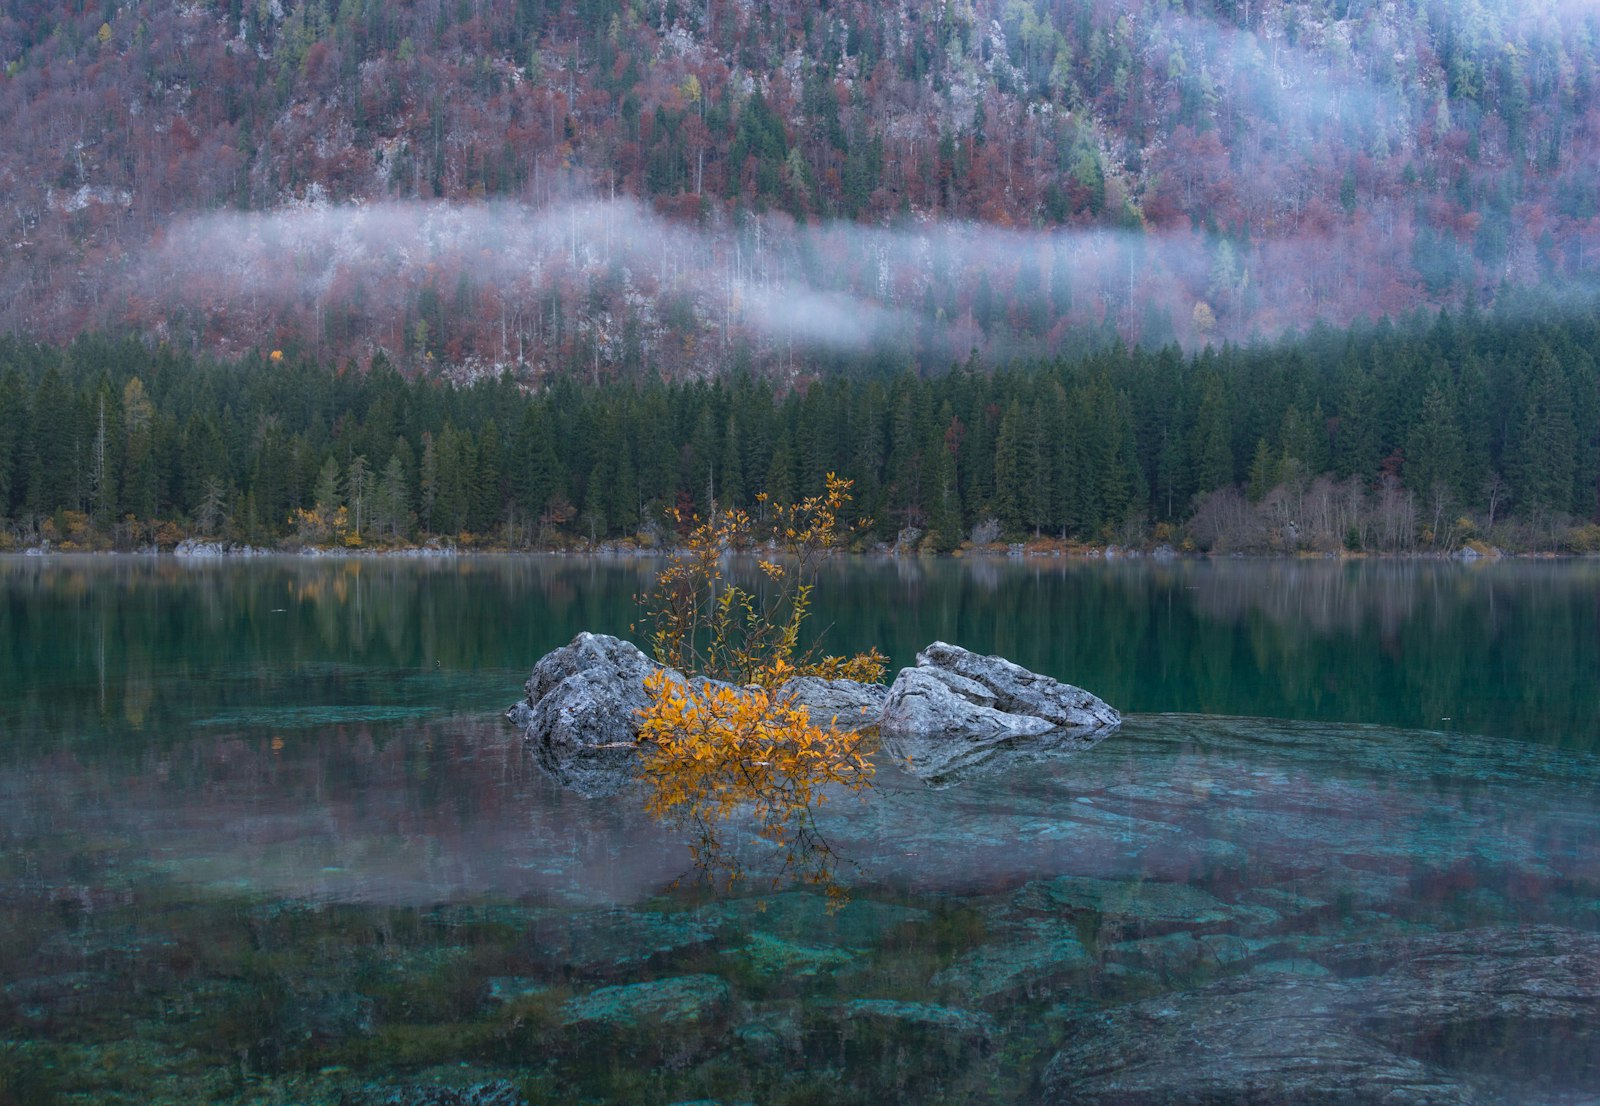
[2,293,1595,555]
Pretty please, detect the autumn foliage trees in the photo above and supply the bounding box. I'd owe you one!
[4,1,1600,369]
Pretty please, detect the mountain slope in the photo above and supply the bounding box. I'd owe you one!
[3,0,1599,374]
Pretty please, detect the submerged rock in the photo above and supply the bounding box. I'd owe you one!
[561,974,731,1027]
[881,724,1110,786]
[841,999,998,1047]
[736,932,862,978]
[929,921,1096,1003]
[339,1082,526,1106]
[521,908,716,977]
[1041,925,1600,1105]
[712,892,930,948]
[1011,875,1277,934]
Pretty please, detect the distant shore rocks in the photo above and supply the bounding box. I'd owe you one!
[505,633,1120,794]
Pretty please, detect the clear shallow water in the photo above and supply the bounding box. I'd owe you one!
[0,556,1597,1104]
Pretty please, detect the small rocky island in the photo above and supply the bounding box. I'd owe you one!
[506,633,1120,794]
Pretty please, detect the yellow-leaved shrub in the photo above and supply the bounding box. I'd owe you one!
[635,474,884,897]
[636,669,873,895]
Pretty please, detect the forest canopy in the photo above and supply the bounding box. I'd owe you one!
[1,292,1595,555]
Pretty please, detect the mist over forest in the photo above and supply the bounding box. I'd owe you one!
[4,0,1600,376]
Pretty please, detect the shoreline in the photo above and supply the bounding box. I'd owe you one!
[2,539,1588,562]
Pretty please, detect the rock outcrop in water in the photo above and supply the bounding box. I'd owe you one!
[910,641,1121,730]
[507,633,1119,794]
[505,632,662,797]
[774,676,889,731]
[875,643,1120,779]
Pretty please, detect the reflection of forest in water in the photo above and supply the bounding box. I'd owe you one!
[813,557,1600,748]
[0,556,1596,756]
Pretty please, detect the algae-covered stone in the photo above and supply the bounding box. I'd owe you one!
[737,931,860,978]
[522,908,715,977]
[340,1081,527,1106]
[929,924,1096,1003]
[281,984,376,1043]
[1105,931,1258,978]
[1011,876,1278,934]
[734,1008,804,1061]
[560,974,731,1027]
[711,892,929,949]
[842,999,998,1046]
[483,977,549,1006]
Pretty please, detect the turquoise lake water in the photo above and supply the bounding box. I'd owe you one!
[0,555,1596,1104]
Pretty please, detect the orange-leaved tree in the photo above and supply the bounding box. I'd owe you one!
[635,473,885,895]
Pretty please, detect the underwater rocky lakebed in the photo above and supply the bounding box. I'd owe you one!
[0,555,1597,1104]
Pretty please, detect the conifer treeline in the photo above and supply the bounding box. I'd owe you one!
[0,296,1596,552]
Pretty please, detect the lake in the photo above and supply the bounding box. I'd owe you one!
[1,554,1597,1104]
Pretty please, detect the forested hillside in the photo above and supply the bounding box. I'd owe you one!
[4,0,1600,374]
[2,297,1595,552]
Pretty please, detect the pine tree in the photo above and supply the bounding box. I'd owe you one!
[470,418,503,533]
[1404,380,1465,507]
[344,453,372,537]
[0,370,25,519]
[121,378,158,521]
[419,431,439,534]
[314,455,343,516]
[1190,373,1234,493]
[991,399,1023,531]
[1512,355,1577,514]
[1246,438,1279,502]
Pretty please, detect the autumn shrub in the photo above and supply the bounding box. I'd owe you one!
[636,474,884,894]
[636,669,873,895]
[1561,524,1600,554]
[641,473,883,686]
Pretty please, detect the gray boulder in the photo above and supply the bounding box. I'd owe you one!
[879,665,1057,742]
[776,676,888,731]
[508,633,756,797]
[878,642,1119,745]
[509,635,1119,795]
[916,641,1121,729]
[506,632,664,796]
